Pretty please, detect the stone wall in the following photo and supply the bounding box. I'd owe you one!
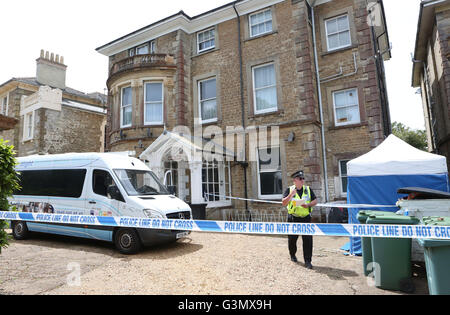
[105,0,391,220]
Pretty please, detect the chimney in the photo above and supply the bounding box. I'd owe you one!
[36,49,67,89]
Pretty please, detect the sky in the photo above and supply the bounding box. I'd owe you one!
[0,0,424,129]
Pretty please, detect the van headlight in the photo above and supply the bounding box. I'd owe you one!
[143,209,166,218]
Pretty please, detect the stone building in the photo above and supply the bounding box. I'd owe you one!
[0,50,107,157]
[412,0,450,171]
[96,0,391,221]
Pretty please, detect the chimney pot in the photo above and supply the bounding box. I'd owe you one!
[36,49,67,89]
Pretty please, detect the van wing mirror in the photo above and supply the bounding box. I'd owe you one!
[107,185,124,202]
[167,185,176,195]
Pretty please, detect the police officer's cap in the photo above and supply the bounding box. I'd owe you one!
[291,170,305,179]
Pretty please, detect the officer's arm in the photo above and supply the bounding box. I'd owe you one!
[282,189,296,206]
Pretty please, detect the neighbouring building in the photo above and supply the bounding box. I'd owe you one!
[96,0,391,221]
[0,50,107,157]
[412,0,450,171]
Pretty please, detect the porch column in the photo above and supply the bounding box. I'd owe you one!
[189,160,204,204]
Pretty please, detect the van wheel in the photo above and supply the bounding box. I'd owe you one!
[114,228,141,255]
[12,221,29,240]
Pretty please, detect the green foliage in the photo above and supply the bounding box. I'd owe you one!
[392,121,428,152]
[0,139,21,253]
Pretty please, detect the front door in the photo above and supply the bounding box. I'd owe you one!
[164,160,178,195]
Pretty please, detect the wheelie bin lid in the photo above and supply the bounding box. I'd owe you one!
[417,216,450,247]
[366,214,420,225]
[357,210,394,224]
[421,216,450,226]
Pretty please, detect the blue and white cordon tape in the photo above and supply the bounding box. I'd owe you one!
[1,211,449,240]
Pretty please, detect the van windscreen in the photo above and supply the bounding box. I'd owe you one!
[114,169,169,196]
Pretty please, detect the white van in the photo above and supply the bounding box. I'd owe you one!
[9,152,192,254]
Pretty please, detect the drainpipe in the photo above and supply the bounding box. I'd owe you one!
[412,57,437,152]
[233,2,250,216]
[310,3,329,202]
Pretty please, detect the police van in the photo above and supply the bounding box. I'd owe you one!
[9,152,192,254]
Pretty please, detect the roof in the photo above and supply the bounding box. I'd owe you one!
[412,0,450,87]
[0,77,106,105]
[96,0,284,56]
[140,130,236,162]
[347,134,448,176]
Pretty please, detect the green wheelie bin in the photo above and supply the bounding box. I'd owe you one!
[357,210,394,276]
[366,214,420,293]
[417,216,450,295]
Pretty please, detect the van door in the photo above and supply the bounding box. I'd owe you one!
[87,169,126,241]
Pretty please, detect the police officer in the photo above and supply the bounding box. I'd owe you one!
[282,170,317,269]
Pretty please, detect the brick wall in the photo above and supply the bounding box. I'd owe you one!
[105,0,390,220]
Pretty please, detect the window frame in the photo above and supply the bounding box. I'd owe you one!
[144,81,164,126]
[149,41,156,54]
[252,62,278,115]
[120,86,132,128]
[23,111,35,141]
[339,159,350,197]
[1,93,8,116]
[136,43,149,55]
[197,28,215,54]
[332,88,360,127]
[256,146,282,199]
[249,8,273,38]
[324,14,351,52]
[198,77,218,124]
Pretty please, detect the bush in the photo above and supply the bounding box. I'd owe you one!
[392,121,428,151]
[0,139,20,253]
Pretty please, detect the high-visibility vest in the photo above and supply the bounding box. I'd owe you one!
[287,185,312,218]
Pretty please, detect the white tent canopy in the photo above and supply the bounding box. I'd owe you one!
[347,134,447,176]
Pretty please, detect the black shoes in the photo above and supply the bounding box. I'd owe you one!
[290,256,313,269]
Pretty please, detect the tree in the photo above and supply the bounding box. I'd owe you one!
[0,139,21,254]
[391,121,428,151]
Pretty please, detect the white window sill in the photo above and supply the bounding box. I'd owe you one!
[206,200,232,208]
[258,194,282,200]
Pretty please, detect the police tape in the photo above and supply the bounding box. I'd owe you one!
[204,193,398,208]
[1,211,449,240]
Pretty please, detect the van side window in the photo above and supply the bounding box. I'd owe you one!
[15,169,86,198]
[93,169,124,202]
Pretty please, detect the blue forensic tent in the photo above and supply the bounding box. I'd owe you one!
[345,134,449,255]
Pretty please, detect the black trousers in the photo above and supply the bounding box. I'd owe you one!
[287,214,313,263]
